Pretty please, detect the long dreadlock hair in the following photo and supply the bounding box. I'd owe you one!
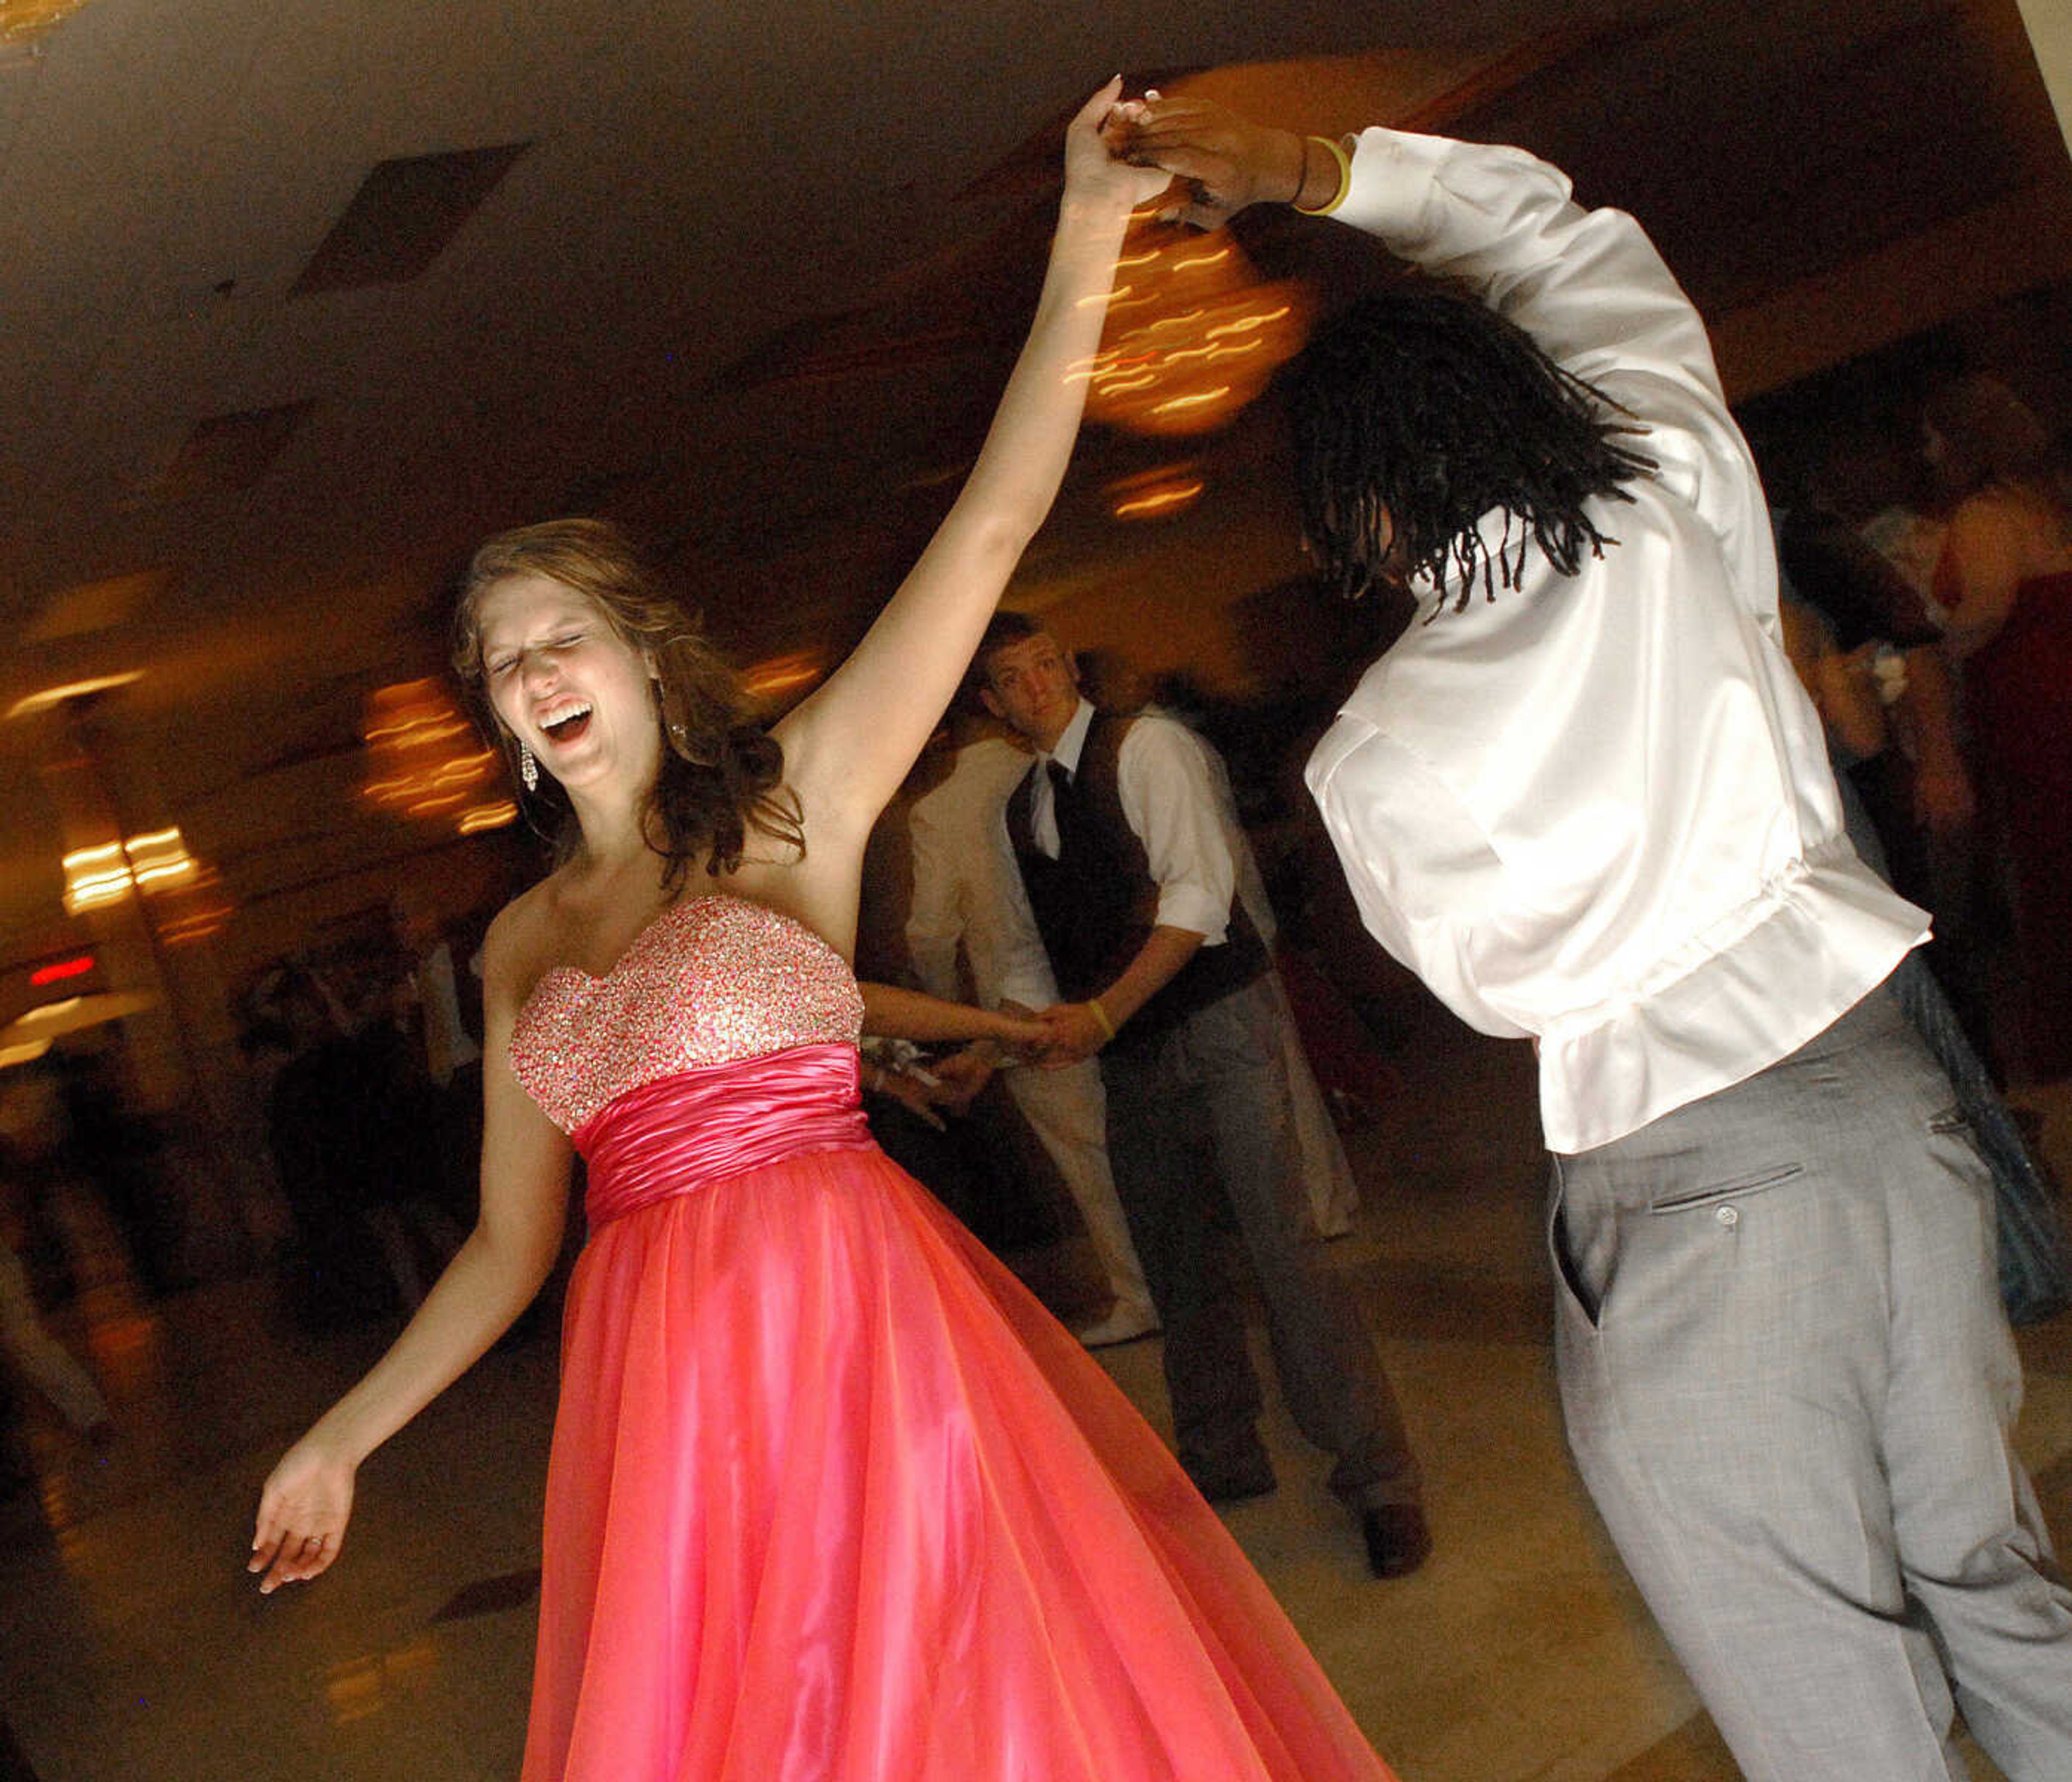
[1285,284,1656,611]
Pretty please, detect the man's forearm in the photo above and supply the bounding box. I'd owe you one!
[1096,925,1207,1030]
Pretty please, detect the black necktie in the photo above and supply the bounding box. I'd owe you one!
[1046,759,1076,856]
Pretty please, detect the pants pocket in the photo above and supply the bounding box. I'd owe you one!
[1548,1157,1605,1331]
[1647,1162,1803,1216]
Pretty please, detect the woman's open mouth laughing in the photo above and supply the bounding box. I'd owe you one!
[537,700,594,748]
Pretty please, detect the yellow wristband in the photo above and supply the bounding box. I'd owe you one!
[1292,134,1352,217]
[1087,998,1117,1041]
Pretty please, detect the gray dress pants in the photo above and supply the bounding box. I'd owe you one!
[1553,984,2072,1780]
[1100,972,1420,1506]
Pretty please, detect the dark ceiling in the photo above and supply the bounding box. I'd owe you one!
[1,0,2068,996]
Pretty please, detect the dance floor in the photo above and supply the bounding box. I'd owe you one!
[3,996,2068,1780]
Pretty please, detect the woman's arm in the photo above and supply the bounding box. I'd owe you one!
[859,980,1044,1050]
[775,81,1164,835]
[249,918,571,1593]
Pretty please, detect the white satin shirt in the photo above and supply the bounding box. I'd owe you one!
[1304,128,1928,1153]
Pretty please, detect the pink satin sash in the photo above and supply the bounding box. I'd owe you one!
[574,1042,875,1228]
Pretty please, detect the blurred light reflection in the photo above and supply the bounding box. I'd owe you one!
[1107,465,1208,522]
[360,679,505,837]
[5,671,145,720]
[60,829,204,914]
[741,651,827,702]
[0,0,99,46]
[1074,229,1308,438]
[458,800,517,835]
[322,1641,442,1726]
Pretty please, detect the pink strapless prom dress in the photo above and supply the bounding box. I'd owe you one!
[507,895,1397,1782]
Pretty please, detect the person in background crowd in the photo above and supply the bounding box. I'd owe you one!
[976,609,1429,1578]
[905,721,1161,1344]
[388,887,488,1223]
[1926,376,2072,1084]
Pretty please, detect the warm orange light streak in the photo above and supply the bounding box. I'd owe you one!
[156,907,234,946]
[363,716,471,745]
[1112,481,1205,519]
[62,843,131,913]
[458,800,518,835]
[1082,228,1309,439]
[1161,339,1264,370]
[740,652,828,700]
[1149,387,1232,416]
[129,859,196,889]
[362,679,501,821]
[1204,306,1292,338]
[6,671,145,720]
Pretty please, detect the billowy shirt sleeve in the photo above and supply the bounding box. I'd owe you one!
[1116,716,1235,944]
[903,795,967,1004]
[1305,723,1532,1040]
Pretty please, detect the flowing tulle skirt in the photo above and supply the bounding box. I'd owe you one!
[521,1140,1394,1781]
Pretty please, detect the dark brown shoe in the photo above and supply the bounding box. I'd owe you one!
[1361,1505,1432,1579]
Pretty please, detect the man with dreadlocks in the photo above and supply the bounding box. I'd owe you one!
[1121,96,2072,1781]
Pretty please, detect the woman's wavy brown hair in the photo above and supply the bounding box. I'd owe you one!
[452,518,801,884]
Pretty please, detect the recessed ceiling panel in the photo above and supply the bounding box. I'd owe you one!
[152,400,313,500]
[289,141,530,297]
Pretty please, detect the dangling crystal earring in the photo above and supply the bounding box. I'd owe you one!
[518,740,539,792]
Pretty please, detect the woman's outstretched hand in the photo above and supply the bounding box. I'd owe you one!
[1064,77,1176,214]
[250,1432,357,1594]
[1107,92,1310,229]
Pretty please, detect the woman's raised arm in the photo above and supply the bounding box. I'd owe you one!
[776,80,1164,832]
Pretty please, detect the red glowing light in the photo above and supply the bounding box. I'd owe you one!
[30,955,96,986]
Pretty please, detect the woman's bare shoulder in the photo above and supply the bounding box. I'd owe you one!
[480,880,565,1006]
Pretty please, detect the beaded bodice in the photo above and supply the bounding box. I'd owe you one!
[509,895,865,1135]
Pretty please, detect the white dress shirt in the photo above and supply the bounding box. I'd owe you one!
[904,737,1060,1008]
[994,699,1241,1011]
[1304,128,1927,1154]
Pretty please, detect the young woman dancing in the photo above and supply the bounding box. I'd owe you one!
[249,84,1398,1782]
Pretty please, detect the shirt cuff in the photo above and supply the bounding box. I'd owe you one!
[995,971,1054,1012]
[1333,127,1447,248]
[1153,886,1229,945]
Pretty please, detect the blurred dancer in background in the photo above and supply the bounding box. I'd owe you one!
[975,610,1428,1577]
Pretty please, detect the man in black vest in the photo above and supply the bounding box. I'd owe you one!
[974,611,1428,1577]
